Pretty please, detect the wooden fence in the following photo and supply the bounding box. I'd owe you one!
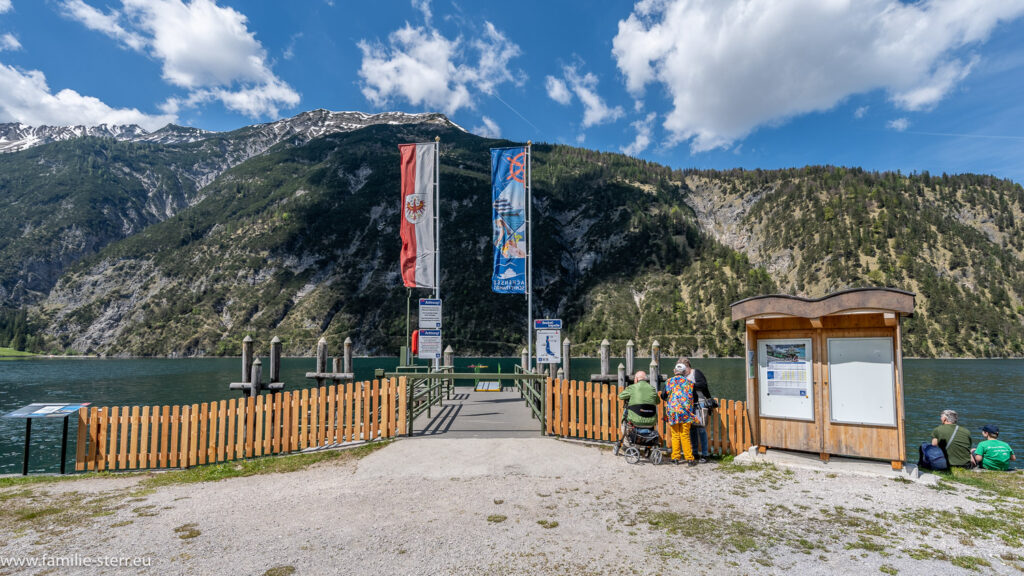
[545,378,753,455]
[75,378,406,471]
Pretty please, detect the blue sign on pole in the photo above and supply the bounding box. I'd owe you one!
[534,319,562,330]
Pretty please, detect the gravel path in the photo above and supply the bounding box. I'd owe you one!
[1,437,1021,575]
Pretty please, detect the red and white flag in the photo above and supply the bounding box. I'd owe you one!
[399,142,436,288]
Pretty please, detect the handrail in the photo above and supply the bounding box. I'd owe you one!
[515,365,546,433]
[402,368,454,435]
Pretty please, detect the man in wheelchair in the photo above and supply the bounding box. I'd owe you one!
[615,371,663,463]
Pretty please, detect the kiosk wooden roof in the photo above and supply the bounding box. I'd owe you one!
[730,287,916,469]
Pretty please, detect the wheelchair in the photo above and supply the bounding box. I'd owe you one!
[613,403,664,465]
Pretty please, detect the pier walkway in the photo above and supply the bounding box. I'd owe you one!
[410,389,541,438]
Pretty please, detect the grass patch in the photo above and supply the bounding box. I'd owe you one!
[845,537,886,553]
[174,523,201,539]
[643,511,768,553]
[879,565,898,575]
[263,566,296,576]
[487,515,507,523]
[0,347,36,357]
[901,505,1024,548]
[140,441,391,489]
[943,468,1024,500]
[951,555,990,571]
[537,520,559,529]
[0,471,128,489]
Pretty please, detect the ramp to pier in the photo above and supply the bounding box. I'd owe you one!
[411,390,541,438]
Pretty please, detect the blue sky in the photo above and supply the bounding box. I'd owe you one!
[1,0,1024,182]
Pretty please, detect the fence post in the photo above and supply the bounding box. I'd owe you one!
[242,335,253,384]
[270,336,281,383]
[250,358,263,398]
[316,337,328,374]
[521,347,529,373]
[649,358,660,393]
[600,339,610,377]
[444,345,454,399]
[625,340,635,378]
[344,337,353,375]
[617,363,626,387]
[651,340,661,391]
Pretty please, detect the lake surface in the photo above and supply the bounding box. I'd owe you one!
[1,357,1020,473]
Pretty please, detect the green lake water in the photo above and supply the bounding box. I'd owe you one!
[1,357,1020,473]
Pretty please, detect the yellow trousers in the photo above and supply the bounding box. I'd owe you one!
[669,422,694,461]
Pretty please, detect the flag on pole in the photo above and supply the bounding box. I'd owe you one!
[491,146,528,293]
[399,142,437,288]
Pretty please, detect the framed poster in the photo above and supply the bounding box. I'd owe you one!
[757,338,814,421]
[827,337,896,427]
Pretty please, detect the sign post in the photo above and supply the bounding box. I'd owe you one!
[4,403,91,475]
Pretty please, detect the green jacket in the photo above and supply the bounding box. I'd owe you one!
[932,423,972,467]
[619,380,660,427]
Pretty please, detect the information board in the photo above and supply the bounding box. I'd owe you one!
[5,403,91,418]
[535,329,561,364]
[418,298,442,329]
[534,319,562,330]
[418,329,442,359]
[757,338,814,421]
[827,337,896,427]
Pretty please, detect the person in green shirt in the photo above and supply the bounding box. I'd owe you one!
[931,409,973,468]
[972,424,1016,471]
[619,370,660,428]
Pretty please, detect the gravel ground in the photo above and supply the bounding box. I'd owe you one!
[1,437,1021,575]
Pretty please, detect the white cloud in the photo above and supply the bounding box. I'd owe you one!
[0,0,10,14]
[545,76,571,105]
[622,112,657,156]
[412,0,432,27]
[473,115,500,138]
[0,33,20,51]
[548,64,624,128]
[59,0,145,51]
[60,0,298,118]
[357,18,522,115]
[0,62,174,129]
[887,118,910,132]
[283,32,302,60]
[854,106,869,119]
[612,0,1024,151]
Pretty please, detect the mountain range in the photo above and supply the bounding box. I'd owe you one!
[0,110,1021,358]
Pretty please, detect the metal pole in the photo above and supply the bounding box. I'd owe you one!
[433,136,441,371]
[406,288,412,366]
[22,419,31,475]
[60,416,69,475]
[526,141,533,372]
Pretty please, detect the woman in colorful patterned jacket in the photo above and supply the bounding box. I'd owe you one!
[661,360,697,466]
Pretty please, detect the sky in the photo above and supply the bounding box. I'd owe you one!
[1,0,1024,182]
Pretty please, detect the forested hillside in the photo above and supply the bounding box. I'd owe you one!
[0,113,1021,357]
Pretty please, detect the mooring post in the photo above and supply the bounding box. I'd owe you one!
[250,358,263,398]
[618,363,626,387]
[332,357,341,373]
[650,358,660,393]
[344,337,353,375]
[521,347,529,373]
[625,339,635,378]
[562,338,571,381]
[316,337,328,374]
[242,335,253,384]
[270,336,281,383]
[600,339,610,376]
[652,340,661,390]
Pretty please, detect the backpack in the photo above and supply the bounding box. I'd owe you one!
[919,443,948,471]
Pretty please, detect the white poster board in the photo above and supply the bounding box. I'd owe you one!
[418,298,442,329]
[418,329,442,360]
[827,337,896,427]
[758,338,814,421]
[535,329,561,364]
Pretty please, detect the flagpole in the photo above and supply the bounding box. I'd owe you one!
[434,136,440,370]
[526,141,532,373]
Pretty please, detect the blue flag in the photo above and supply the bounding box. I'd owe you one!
[491,146,528,293]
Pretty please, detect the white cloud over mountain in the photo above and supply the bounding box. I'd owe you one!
[612,0,1024,151]
[60,0,299,118]
[357,2,523,115]
[0,63,175,129]
[546,64,624,128]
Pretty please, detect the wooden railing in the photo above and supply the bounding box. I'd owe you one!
[74,378,407,471]
[545,378,753,455]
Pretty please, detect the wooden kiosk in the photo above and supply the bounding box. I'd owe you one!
[730,288,915,469]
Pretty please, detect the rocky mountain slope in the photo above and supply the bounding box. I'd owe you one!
[1,112,1022,358]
